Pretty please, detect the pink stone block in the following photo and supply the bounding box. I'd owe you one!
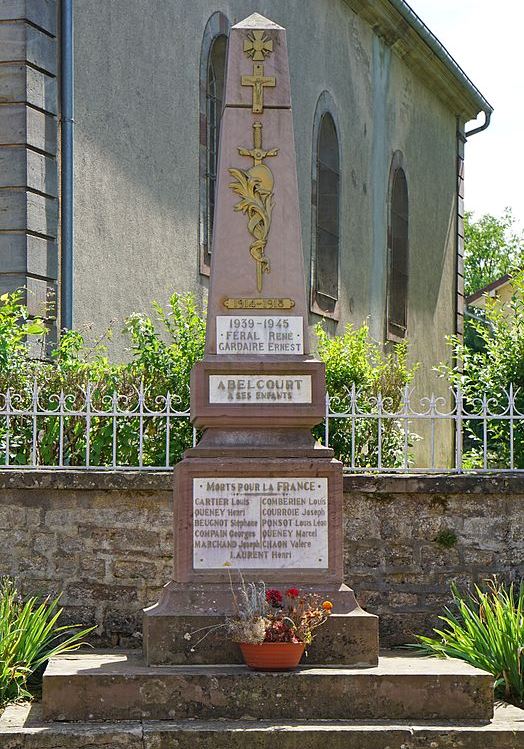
[206,106,309,354]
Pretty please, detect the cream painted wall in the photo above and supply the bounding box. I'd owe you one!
[72,0,457,392]
[469,280,514,311]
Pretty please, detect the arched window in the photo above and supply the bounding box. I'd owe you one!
[312,110,340,316]
[387,161,409,339]
[205,36,226,259]
[199,14,229,275]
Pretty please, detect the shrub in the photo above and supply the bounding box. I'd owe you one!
[439,271,524,468]
[0,578,95,705]
[415,579,524,707]
[313,322,418,469]
[0,292,417,468]
[0,292,205,467]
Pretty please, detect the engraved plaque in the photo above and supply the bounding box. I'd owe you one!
[216,315,303,354]
[223,298,295,310]
[209,374,312,404]
[193,478,328,569]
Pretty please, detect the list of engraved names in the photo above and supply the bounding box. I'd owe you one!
[216,316,303,354]
[193,478,328,569]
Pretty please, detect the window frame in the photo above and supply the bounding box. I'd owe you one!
[199,13,230,277]
[310,94,341,321]
[386,152,409,342]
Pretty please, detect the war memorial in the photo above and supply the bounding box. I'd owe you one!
[6,12,508,747]
[141,11,378,668]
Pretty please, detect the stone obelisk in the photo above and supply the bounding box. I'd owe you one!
[143,13,378,667]
[191,14,326,450]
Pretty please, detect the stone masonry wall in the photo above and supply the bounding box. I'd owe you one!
[0,0,59,337]
[0,471,522,647]
[343,475,523,645]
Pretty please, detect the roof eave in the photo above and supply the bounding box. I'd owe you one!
[344,0,493,122]
[466,274,512,305]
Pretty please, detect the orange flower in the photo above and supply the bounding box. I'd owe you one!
[322,600,333,611]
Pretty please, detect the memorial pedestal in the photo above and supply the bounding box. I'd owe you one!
[190,358,326,430]
[143,580,378,666]
[173,456,343,584]
[143,456,379,666]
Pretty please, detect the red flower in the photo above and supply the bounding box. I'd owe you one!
[266,588,283,606]
[264,618,299,643]
[286,587,300,598]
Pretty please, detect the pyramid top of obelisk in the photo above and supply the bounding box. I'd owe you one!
[224,12,291,111]
[232,13,284,30]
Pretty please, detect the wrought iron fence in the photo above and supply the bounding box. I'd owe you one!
[324,384,524,473]
[1,382,524,473]
[0,382,194,471]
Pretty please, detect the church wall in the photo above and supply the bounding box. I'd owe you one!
[72,0,205,351]
[383,40,458,466]
[388,56,457,383]
[72,0,459,375]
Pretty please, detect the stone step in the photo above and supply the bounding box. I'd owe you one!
[41,650,494,723]
[3,703,524,749]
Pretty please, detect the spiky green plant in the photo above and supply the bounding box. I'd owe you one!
[0,578,95,705]
[415,579,524,707]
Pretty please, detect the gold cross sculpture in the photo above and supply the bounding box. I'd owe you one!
[241,63,276,114]
[244,30,273,61]
[242,31,275,114]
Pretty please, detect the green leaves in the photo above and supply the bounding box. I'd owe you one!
[0,293,205,468]
[316,321,415,396]
[415,579,524,707]
[0,578,95,705]
[440,271,524,468]
[0,292,47,371]
[313,322,418,468]
[1,290,417,469]
[464,209,524,297]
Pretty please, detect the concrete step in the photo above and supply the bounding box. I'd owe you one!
[41,650,494,723]
[3,703,524,749]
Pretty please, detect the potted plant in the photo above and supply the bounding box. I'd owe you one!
[233,583,333,670]
[186,578,333,671]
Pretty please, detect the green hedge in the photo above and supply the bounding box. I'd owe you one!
[439,271,524,469]
[0,292,416,468]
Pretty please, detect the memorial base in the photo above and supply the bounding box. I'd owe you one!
[143,581,379,666]
[146,454,378,667]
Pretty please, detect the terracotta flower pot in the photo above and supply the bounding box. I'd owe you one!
[239,641,305,671]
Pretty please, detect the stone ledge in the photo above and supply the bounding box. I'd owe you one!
[343,473,524,494]
[0,469,173,491]
[1,469,524,495]
[41,650,493,722]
